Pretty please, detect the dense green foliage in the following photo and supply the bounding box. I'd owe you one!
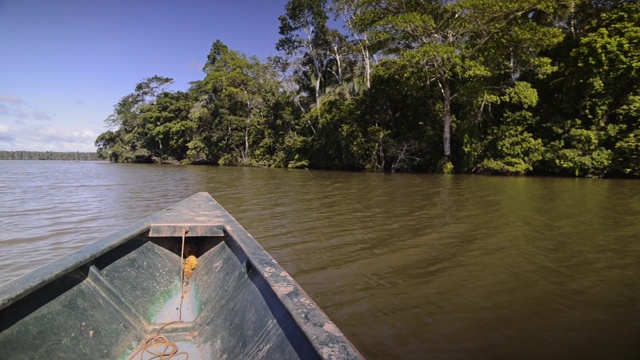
[96,0,640,177]
[0,151,99,161]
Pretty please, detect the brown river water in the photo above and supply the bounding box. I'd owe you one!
[1,161,639,359]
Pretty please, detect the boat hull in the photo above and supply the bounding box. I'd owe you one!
[0,192,362,359]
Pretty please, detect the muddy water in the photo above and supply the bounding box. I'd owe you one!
[1,161,639,359]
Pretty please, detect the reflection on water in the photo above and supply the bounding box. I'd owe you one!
[1,161,640,359]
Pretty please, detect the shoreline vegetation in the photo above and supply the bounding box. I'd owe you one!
[95,0,639,178]
[0,151,99,161]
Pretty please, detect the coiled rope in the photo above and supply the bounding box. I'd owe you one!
[127,228,190,360]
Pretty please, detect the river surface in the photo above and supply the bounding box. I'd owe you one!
[1,161,639,359]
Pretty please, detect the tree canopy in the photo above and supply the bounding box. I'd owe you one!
[96,0,640,177]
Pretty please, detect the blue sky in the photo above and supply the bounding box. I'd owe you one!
[0,0,288,151]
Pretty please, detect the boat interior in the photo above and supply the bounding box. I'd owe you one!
[0,224,319,359]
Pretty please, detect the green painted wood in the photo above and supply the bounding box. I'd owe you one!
[0,192,363,359]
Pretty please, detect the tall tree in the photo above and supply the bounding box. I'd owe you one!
[188,40,295,166]
[331,0,378,89]
[357,0,556,171]
[538,1,640,176]
[96,76,174,163]
[137,91,196,161]
[471,1,563,174]
[277,0,331,110]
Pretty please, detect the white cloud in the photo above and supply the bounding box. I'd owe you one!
[0,94,53,120]
[0,126,98,152]
[13,108,30,119]
[0,123,16,143]
[71,130,98,138]
[27,128,97,144]
[0,94,98,151]
[32,111,53,120]
[0,94,26,105]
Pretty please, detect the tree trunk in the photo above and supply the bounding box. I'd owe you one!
[244,125,249,162]
[341,10,372,89]
[333,45,343,84]
[441,80,452,159]
[364,50,371,89]
[362,34,371,89]
[315,76,322,110]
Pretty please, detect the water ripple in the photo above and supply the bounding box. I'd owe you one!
[1,162,640,359]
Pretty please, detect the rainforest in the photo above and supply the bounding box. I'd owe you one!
[95,0,640,177]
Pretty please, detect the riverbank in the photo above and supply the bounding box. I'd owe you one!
[0,151,99,161]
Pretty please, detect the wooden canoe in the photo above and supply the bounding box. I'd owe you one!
[0,192,362,359]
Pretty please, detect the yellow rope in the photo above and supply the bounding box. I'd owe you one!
[127,228,190,360]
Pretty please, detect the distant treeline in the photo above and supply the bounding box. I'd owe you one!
[0,151,99,161]
[96,0,640,178]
